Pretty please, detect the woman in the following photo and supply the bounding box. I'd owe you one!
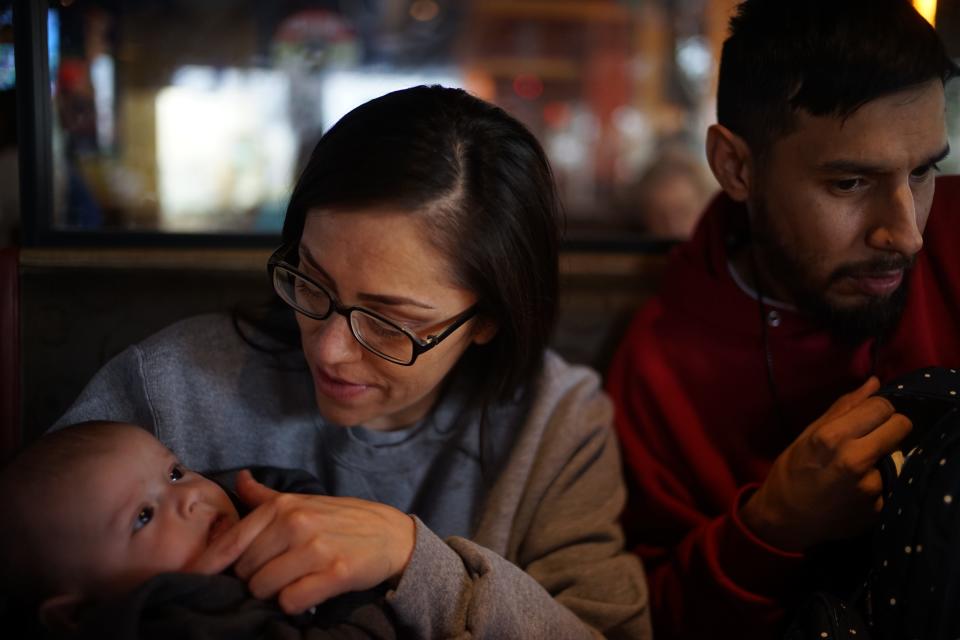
[55,86,651,638]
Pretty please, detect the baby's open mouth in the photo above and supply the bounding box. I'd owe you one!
[208,514,233,545]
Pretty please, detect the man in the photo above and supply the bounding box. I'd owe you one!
[606,1,960,638]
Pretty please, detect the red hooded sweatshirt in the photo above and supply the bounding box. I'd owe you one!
[606,175,960,639]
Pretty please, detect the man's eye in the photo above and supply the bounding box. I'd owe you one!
[169,464,185,482]
[833,178,862,192]
[911,163,939,179]
[134,506,154,532]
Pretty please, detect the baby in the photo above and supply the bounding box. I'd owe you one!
[0,421,393,638]
[0,421,238,629]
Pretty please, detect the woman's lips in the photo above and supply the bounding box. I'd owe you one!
[314,369,373,402]
[850,269,904,297]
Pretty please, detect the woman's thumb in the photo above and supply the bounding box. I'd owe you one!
[236,469,279,507]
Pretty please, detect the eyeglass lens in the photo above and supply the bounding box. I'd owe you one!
[274,267,415,363]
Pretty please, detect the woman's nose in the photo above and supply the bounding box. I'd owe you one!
[304,313,363,364]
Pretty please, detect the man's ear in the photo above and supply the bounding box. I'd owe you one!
[471,318,498,346]
[706,124,754,202]
[38,593,83,632]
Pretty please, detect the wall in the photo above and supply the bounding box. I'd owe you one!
[19,248,668,444]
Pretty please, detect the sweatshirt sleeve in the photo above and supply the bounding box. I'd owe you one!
[605,322,805,640]
[50,344,159,436]
[385,377,651,640]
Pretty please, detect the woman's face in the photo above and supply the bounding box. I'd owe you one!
[296,207,494,430]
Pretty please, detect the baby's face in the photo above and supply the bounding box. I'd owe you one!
[46,426,240,597]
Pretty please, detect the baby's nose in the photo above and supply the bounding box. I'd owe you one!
[177,485,213,518]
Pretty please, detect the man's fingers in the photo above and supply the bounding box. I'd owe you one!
[819,395,898,443]
[821,376,881,421]
[829,413,912,478]
[857,467,884,498]
[856,413,913,462]
[184,500,277,575]
[237,469,281,508]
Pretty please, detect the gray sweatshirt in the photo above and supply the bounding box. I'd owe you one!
[55,314,651,639]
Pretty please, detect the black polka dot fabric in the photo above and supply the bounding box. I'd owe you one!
[869,367,960,640]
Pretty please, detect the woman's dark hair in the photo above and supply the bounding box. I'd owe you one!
[256,85,560,405]
[717,0,958,157]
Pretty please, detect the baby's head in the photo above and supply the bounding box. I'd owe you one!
[0,421,239,627]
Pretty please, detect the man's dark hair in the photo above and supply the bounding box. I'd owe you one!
[717,0,958,156]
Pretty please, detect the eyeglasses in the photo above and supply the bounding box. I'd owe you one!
[267,246,479,366]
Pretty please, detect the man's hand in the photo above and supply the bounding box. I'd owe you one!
[185,470,416,614]
[740,377,911,552]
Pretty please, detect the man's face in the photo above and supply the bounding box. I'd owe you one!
[748,79,948,339]
[42,425,239,599]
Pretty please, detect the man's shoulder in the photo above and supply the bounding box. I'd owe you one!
[928,175,960,237]
[933,174,960,198]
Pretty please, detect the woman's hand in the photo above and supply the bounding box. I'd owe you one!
[186,470,416,614]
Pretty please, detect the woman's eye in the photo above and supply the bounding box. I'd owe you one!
[295,281,318,297]
[169,464,185,482]
[134,506,154,532]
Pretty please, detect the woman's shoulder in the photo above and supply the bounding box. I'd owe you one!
[537,350,604,402]
[136,312,292,361]
[516,350,612,442]
[138,313,243,352]
[111,312,302,385]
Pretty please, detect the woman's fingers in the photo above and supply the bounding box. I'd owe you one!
[193,489,416,610]
[246,540,347,605]
[236,468,282,507]
[232,503,300,580]
[277,570,355,615]
[185,497,278,575]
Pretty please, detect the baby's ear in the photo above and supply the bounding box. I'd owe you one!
[38,593,83,632]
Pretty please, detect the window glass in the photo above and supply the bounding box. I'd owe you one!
[36,0,960,241]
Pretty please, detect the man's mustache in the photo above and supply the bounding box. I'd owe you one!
[829,255,916,284]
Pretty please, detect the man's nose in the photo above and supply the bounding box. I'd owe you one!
[867,181,924,257]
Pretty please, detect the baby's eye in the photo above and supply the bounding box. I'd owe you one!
[169,464,185,482]
[134,506,154,532]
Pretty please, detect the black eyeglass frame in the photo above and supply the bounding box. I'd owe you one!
[267,246,479,366]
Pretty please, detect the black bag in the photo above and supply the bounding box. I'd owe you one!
[783,590,870,640]
[866,366,960,640]
[784,366,960,640]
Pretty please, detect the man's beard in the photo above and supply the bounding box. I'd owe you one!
[749,199,914,344]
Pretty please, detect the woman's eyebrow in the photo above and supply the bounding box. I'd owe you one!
[356,292,435,310]
[298,248,340,295]
[299,247,435,310]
